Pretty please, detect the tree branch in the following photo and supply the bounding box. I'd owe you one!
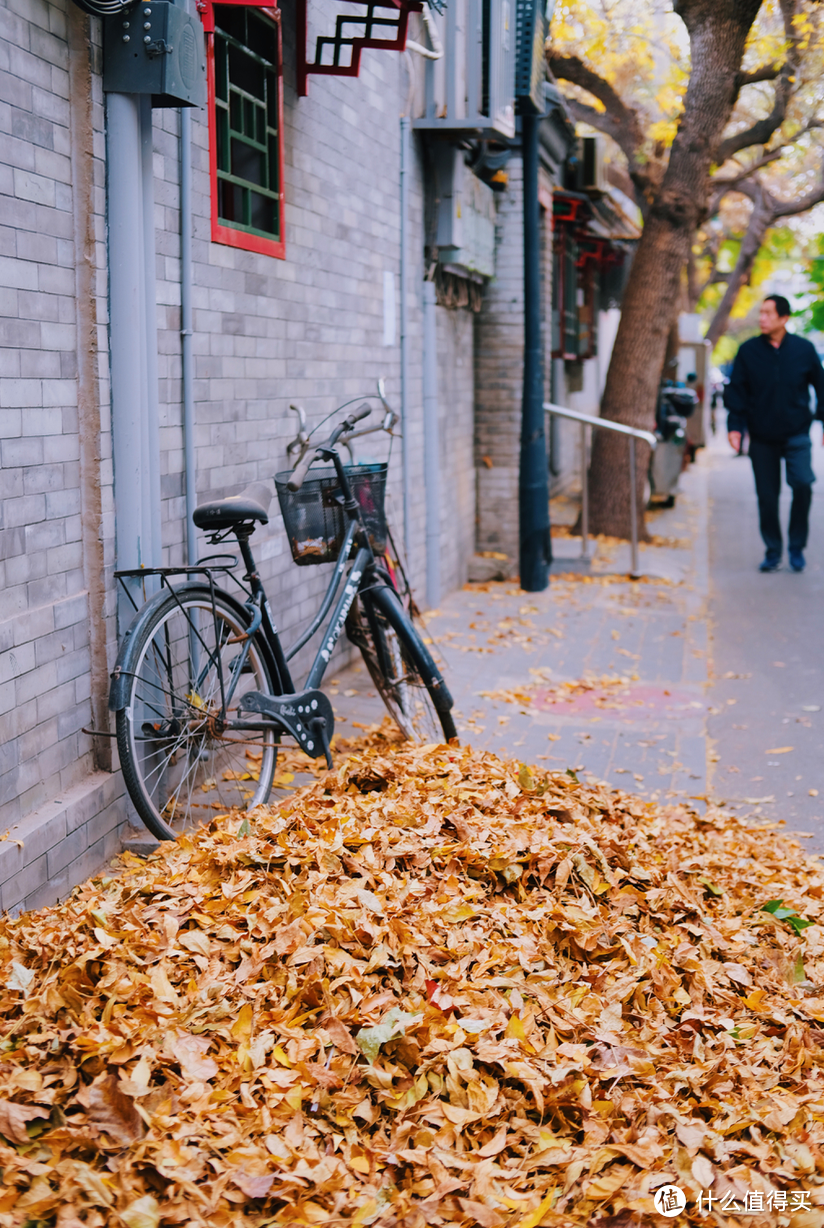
[771,164,824,217]
[560,97,629,152]
[546,52,646,169]
[733,62,782,96]
[713,147,788,187]
[715,0,800,164]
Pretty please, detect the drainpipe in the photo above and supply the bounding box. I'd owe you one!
[422,279,441,608]
[180,107,197,565]
[399,116,412,567]
[519,109,551,591]
[107,93,146,617]
[140,96,163,569]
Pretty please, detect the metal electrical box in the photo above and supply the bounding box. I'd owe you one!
[103,2,206,108]
[433,148,496,277]
[413,0,516,139]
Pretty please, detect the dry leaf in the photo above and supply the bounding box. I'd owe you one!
[0,1099,49,1145]
[76,1075,143,1146]
[1,730,824,1225]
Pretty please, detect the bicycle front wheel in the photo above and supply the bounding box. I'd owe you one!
[115,588,278,840]
[346,590,457,744]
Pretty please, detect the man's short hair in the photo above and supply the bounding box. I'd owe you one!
[764,293,791,318]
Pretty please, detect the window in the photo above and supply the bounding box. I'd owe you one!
[206,2,285,258]
[551,225,599,362]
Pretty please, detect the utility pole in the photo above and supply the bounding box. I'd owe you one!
[516,0,552,591]
[519,107,551,591]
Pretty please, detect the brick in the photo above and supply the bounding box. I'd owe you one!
[1,435,43,466]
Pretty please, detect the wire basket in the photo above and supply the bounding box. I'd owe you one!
[275,463,388,566]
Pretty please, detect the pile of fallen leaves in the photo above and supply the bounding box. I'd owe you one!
[4,743,824,1227]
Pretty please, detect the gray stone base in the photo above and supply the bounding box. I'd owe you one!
[0,770,127,916]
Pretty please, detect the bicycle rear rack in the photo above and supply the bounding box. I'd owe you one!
[114,556,238,612]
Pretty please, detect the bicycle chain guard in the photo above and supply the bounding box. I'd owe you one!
[238,688,335,768]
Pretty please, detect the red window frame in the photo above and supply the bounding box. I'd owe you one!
[201,0,286,259]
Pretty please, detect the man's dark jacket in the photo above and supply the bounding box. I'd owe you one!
[724,332,824,442]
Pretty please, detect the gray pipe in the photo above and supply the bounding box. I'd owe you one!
[107,93,145,617]
[140,96,162,568]
[399,116,412,566]
[180,107,197,565]
[422,279,441,608]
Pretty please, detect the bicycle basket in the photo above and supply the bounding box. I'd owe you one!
[275,463,388,566]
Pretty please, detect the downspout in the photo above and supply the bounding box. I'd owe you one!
[107,93,146,618]
[180,107,197,565]
[422,279,441,608]
[404,12,443,602]
[399,115,412,567]
[140,96,163,569]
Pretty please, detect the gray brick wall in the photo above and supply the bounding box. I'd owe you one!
[1,0,116,830]
[1,0,477,859]
[474,156,525,561]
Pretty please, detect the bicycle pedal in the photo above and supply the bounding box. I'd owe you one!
[238,688,335,761]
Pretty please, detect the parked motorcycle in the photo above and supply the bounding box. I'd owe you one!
[648,382,699,508]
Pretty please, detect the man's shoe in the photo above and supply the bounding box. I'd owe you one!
[789,549,806,573]
[759,554,781,573]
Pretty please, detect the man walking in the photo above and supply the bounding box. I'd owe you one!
[725,295,824,572]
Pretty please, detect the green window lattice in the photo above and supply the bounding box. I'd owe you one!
[214,5,281,242]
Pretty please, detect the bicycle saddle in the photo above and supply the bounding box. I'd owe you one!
[193,482,273,530]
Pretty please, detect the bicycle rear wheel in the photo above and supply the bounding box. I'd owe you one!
[115,588,278,840]
[346,590,457,744]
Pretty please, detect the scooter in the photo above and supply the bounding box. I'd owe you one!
[648,382,699,508]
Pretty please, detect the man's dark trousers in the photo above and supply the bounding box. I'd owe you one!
[749,433,815,557]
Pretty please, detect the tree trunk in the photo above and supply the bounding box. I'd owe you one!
[586,0,762,540]
[704,187,773,348]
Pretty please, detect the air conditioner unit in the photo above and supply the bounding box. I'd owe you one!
[581,135,608,193]
[412,0,516,140]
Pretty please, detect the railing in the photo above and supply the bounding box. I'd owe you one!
[543,402,657,579]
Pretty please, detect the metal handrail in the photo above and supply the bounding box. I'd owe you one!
[543,402,657,579]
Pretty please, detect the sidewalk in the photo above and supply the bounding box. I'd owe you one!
[331,456,713,808]
[704,426,824,850]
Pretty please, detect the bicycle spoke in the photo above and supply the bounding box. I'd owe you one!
[118,594,277,838]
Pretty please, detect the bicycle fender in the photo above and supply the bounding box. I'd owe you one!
[368,584,454,714]
[108,582,277,711]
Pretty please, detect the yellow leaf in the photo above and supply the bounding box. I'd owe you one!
[744,989,767,1011]
[515,1191,556,1227]
[149,963,178,1005]
[231,1002,253,1042]
[120,1196,160,1228]
[283,1085,303,1111]
[587,1164,631,1199]
[765,747,793,755]
[506,1013,526,1040]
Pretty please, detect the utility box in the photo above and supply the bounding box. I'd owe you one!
[433,148,496,277]
[413,0,516,139]
[103,1,206,108]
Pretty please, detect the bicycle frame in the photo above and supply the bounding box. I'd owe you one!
[217,446,379,735]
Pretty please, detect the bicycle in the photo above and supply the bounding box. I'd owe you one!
[108,386,457,840]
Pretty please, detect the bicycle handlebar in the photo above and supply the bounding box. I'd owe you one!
[350,403,371,424]
[287,447,323,492]
[286,405,373,491]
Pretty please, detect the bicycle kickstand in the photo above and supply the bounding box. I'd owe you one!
[309,714,334,770]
